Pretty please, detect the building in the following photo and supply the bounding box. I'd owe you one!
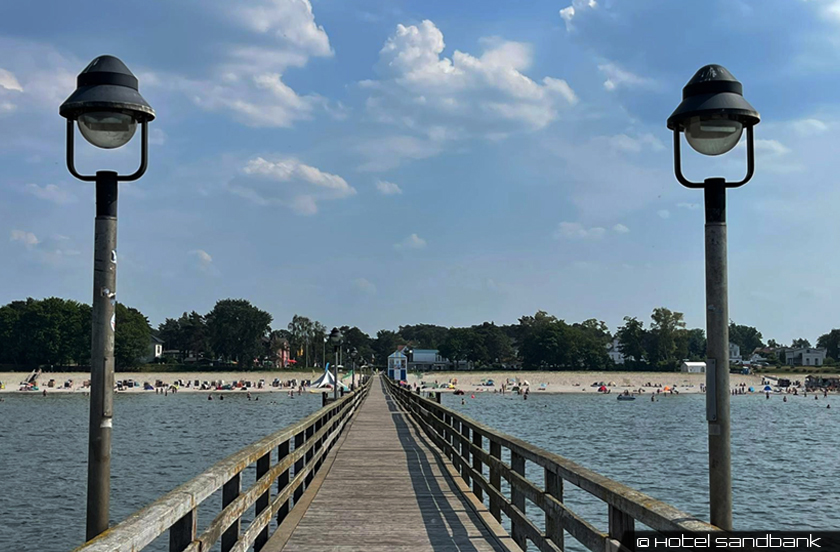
[387,351,407,381]
[142,335,165,363]
[406,348,450,371]
[606,338,625,365]
[729,343,741,362]
[784,348,827,367]
[680,361,706,373]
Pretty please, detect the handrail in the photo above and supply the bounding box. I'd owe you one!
[73,377,372,552]
[385,378,718,552]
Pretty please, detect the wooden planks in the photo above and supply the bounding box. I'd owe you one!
[277,377,517,552]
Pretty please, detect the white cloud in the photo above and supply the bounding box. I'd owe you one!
[598,62,657,92]
[361,20,578,164]
[185,0,334,128]
[0,68,23,92]
[755,138,791,156]
[357,134,444,172]
[677,202,700,210]
[606,133,665,153]
[613,223,630,234]
[10,230,39,247]
[191,249,212,264]
[553,221,606,239]
[24,183,77,204]
[559,0,597,31]
[792,118,829,136]
[150,128,167,146]
[235,0,332,57]
[394,233,427,250]
[189,249,217,274]
[232,157,355,215]
[376,180,403,195]
[353,277,377,295]
[658,209,671,219]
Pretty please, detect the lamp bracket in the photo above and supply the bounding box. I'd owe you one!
[672,126,755,189]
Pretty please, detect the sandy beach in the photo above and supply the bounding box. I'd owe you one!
[0,369,780,395]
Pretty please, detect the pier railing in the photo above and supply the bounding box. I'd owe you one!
[386,379,718,552]
[73,379,371,552]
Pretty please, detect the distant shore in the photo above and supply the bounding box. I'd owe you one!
[0,369,800,395]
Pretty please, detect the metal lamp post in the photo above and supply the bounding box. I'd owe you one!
[60,55,155,541]
[350,347,358,390]
[667,64,759,531]
[329,328,342,399]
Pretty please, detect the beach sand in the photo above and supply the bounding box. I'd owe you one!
[0,369,773,395]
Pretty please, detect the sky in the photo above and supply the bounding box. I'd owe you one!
[1,0,839,344]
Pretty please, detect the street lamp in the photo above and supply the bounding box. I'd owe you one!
[323,336,327,370]
[60,55,154,541]
[329,328,342,399]
[351,347,358,389]
[667,64,759,531]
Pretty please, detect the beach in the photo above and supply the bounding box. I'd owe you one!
[0,369,780,395]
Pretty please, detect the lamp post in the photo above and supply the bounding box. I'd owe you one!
[60,55,155,541]
[667,64,759,531]
[351,347,358,390]
[329,328,342,399]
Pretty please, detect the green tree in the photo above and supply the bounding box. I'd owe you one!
[373,330,402,366]
[729,323,764,355]
[791,338,811,348]
[817,330,840,360]
[114,303,151,370]
[207,299,272,367]
[398,324,449,349]
[616,316,647,367]
[647,307,686,369]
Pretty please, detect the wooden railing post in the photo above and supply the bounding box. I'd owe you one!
[221,473,240,552]
[609,505,635,550]
[442,412,452,460]
[254,451,271,551]
[472,430,483,501]
[460,422,471,482]
[169,508,196,552]
[489,440,502,521]
[511,451,527,550]
[304,423,315,487]
[293,431,305,504]
[545,468,564,550]
[277,439,290,525]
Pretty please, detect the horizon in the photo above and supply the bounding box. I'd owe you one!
[3,0,840,344]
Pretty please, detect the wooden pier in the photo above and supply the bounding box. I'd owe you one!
[73,375,718,552]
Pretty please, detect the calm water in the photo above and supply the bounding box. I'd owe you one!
[1,390,837,551]
[442,390,840,547]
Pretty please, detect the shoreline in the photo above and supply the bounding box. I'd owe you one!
[1,369,817,395]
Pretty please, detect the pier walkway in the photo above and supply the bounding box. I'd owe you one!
[266,377,515,552]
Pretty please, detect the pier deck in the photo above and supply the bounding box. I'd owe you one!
[268,377,516,552]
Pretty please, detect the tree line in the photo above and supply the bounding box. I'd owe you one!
[1,295,837,371]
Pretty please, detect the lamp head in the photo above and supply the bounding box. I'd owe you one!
[60,55,154,149]
[667,65,759,156]
[329,327,342,344]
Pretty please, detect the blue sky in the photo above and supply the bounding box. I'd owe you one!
[1,0,839,344]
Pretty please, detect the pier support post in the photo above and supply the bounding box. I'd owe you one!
[221,473,241,552]
[545,469,564,550]
[86,171,118,541]
[511,451,527,550]
[489,441,502,521]
[704,179,732,531]
[254,451,271,551]
[277,439,290,525]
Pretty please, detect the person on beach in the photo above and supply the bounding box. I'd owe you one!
[208,394,212,400]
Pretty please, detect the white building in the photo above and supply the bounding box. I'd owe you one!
[141,336,165,363]
[407,349,450,371]
[387,351,408,381]
[729,343,741,361]
[606,337,625,365]
[681,361,706,373]
[784,348,827,367]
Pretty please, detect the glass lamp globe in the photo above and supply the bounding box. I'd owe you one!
[78,111,137,149]
[685,115,743,156]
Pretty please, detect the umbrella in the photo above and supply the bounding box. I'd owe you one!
[598,385,607,392]
[763,385,772,391]
[287,359,297,364]
[663,386,671,391]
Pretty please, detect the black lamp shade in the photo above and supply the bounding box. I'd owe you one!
[667,65,759,131]
[59,55,155,122]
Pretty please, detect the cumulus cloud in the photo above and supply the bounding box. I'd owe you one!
[231,157,355,215]
[613,223,630,234]
[559,0,597,31]
[553,221,606,239]
[353,277,377,295]
[10,229,39,247]
[0,68,23,92]
[24,183,77,204]
[189,249,214,271]
[394,233,427,250]
[360,20,578,168]
[185,0,334,128]
[375,180,403,195]
[792,118,829,136]
[598,62,657,92]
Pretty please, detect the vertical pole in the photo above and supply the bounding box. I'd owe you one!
[704,178,732,531]
[333,346,339,400]
[489,441,502,522]
[472,430,483,500]
[545,469,563,550]
[254,452,271,551]
[169,508,196,552]
[277,439,290,525]
[86,170,118,541]
[511,451,526,550]
[293,432,305,504]
[221,473,241,552]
